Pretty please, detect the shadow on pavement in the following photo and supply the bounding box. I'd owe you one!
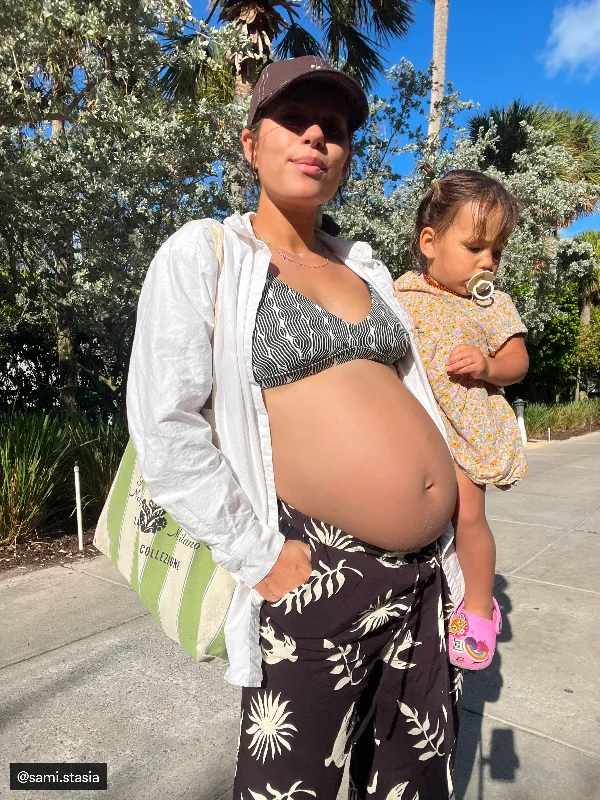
[454,580,520,799]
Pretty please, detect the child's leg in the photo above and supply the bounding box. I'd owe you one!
[453,465,496,620]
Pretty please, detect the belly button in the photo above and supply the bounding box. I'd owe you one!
[424,480,435,491]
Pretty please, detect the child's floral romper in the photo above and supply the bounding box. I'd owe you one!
[394,271,527,487]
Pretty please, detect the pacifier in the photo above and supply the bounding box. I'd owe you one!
[466,270,495,301]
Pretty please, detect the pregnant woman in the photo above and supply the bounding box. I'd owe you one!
[127,56,464,800]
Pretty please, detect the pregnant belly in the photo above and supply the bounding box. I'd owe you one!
[264,359,457,551]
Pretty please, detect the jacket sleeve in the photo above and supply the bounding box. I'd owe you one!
[126,221,285,588]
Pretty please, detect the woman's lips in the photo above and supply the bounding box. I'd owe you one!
[291,157,327,176]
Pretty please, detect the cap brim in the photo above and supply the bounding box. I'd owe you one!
[253,71,369,132]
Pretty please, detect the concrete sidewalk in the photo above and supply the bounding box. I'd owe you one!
[1,433,599,800]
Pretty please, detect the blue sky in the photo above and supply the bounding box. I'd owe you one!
[190,0,600,234]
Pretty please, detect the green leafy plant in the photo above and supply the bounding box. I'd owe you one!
[524,400,600,438]
[67,414,129,514]
[0,414,71,545]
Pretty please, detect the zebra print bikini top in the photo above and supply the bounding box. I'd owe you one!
[252,271,411,389]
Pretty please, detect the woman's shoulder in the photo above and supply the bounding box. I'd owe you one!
[159,218,220,255]
[151,219,222,278]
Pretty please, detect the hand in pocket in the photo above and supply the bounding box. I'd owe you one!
[254,540,312,602]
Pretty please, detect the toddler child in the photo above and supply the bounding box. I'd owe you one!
[395,169,529,670]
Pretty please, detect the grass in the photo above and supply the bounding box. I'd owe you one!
[68,414,128,514]
[0,412,128,545]
[0,414,71,545]
[524,399,600,438]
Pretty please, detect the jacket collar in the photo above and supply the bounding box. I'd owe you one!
[223,211,376,266]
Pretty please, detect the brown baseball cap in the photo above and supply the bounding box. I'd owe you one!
[247,56,369,132]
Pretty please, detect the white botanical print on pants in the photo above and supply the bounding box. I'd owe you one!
[367,770,378,794]
[273,558,362,615]
[324,638,368,690]
[377,551,409,568]
[438,593,446,652]
[385,783,419,800]
[324,703,356,769]
[451,666,464,701]
[260,617,298,665]
[246,780,316,799]
[399,702,445,762]
[246,691,297,762]
[381,630,422,671]
[304,517,367,552]
[351,588,409,634]
[234,501,460,800]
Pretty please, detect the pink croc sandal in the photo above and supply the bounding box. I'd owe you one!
[448,599,502,670]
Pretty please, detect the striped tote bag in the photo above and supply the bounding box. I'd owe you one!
[94,220,235,662]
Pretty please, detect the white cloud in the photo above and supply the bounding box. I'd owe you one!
[543,0,600,78]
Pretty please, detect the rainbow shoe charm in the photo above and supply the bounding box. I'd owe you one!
[448,599,502,670]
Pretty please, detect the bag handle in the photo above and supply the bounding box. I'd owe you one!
[202,219,225,322]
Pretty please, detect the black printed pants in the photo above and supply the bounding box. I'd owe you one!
[233,501,462,800]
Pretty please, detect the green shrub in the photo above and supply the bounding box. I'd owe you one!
[522,403,551,437]
[0,412,128,545]
[67,414,128,513]
[0,413,71,544]
[524,399,600,438]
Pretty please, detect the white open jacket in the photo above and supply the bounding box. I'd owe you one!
[127,211,464,687]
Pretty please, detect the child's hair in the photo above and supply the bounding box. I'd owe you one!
[410,169,520,269]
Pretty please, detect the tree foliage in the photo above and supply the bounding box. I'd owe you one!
[468,100,600,215]
[524,284,580,401]
[331,62,599,341]
[1,22,599,410]
[0,1,247,411]
[174,0,417,95]
[577,307,600,392]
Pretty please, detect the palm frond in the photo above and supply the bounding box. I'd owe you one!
[206,0,221,25]
[161,63,199,100]
[274,22,326,59]
[577,230,600,263]
[365,0,414,42]
[325,0,370,26]
[468,99,544,173]
[158,29,234,104]
[217,1,288,39]
[539,109,600,186]
[322,16,383,89]
[308,0,330,25]
[160,30,199,57]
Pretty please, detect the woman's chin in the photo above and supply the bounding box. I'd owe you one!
[266,185,336,212]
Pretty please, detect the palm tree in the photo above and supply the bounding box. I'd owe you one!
[161,29,239,104]
[574,230,600,400]
[542,110,600,205]
[469,101,600,219]
[468,100,543,173]
[209,1,300,101]
[427,0,449,143]
[163,1,416,103]
[576,231,600,327]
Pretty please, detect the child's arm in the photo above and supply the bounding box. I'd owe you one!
[446,335,529,386]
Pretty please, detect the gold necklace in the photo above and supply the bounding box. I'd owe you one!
[261,238,330,269]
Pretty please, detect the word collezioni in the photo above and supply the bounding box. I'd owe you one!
[138,544,181,570]
[139,527,204,571]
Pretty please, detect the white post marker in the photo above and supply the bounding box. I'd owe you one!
[512,398,527,445]
[548,427,551,442]
[74,461,84,551]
